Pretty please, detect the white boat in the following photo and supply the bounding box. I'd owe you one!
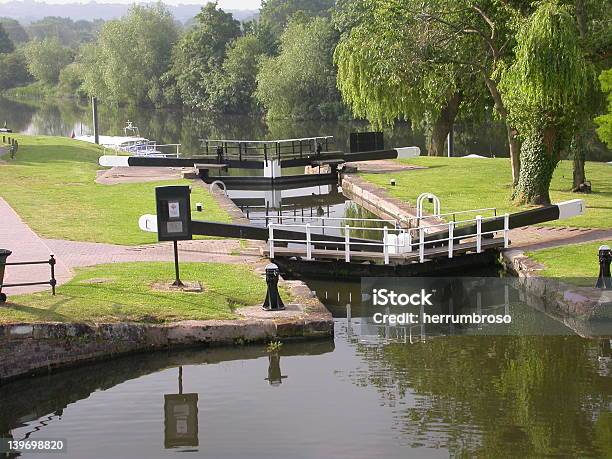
[75,121,180,158]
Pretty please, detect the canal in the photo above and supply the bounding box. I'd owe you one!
[1,96,611,458]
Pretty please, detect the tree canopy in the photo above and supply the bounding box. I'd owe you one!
[259,0,335,38]
[23,38,72,84]
[256,17,342,120]
[500,0,595,204]
[0,24,14,54]
[80,4,178,106]
[0,18,28,45]
[169,2,241,111]
[595,68,612,148]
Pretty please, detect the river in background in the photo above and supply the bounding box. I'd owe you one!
[3,96,610,161]
[0,95,572,159]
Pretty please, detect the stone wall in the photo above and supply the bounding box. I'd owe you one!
[0,313,332,384]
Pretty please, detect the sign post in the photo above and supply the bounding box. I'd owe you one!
[155,186,193,287]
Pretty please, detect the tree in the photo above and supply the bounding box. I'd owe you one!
[259,0,335,38]
[500,1,594,205]
[0,18,29,45]
[27,16,102,48]
[256,17,343,119]
[169,2,241,111]
[409,0,524,182]
[58,62,85,97]
[595,68,612,148]
[218,35,266,112]
[334,0,484,156]
[0,51,32,90]
[80,4,178,106]
[23,38,73,84]
[0,24,14,54]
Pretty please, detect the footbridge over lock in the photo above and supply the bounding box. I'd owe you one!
[139,195,584,277]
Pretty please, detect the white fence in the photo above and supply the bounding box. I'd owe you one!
[267,213,510,264]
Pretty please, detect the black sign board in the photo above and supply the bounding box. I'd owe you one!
[155,186,193,242]
[350,131,384,153]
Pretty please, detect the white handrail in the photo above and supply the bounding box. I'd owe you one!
[266,210,511,265]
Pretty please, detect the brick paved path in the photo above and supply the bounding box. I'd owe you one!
[0,198,260,295]
[0,198,72,294]
[508,226,612,251]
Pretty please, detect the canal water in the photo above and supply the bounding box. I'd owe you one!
[1,318,610,458]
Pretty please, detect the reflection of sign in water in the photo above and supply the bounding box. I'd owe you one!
[168,201,180,218]
[265,353,287,386]
[164,394,199,448]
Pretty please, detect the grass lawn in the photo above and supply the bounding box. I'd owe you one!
[526,240,611,281]
[0,134,230,245]
[0,262,279,324]
[362,158,611,229]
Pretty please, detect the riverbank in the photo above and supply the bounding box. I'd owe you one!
[344,165,611,328]
[361,157,611,229]
[0,134,230,245]
[0,278,333,383]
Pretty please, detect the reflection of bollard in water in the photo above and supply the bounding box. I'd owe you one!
[0,249,12,303]
[263,263,285,310]
[265,353,287,386]
[595,245,611,289]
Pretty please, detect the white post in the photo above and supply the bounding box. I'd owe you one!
[448,221,454,258]
[268,224,275,259]
[383,226,389,265]
[503,213,510,248]
[406,230,413,252]
[306,223,312,260]
[345,225,350,263]
[419,227,425,263]
[476,215,482,253]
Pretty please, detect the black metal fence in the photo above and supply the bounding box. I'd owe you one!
[199,136,336,162]
[1,135,18,159]
[0,254,57,300]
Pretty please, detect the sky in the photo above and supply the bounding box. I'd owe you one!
[0,0,262,8]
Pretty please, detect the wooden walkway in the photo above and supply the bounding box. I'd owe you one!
[263,238,505,265]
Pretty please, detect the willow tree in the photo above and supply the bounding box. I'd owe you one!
[500,1,593,205]
[333,0,476,156]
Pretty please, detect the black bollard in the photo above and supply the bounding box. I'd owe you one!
[0,249,12,303]
[596,245,611,289]
[262,263,285,311]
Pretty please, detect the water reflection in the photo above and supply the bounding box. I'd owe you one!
[164,368,199,450]
[3,96,611,160]
[0,325,610,458]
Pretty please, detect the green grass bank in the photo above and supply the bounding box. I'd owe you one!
[362,158,611,229]
[0,262,278,324]
[0,134,230,245]
[526,240,612,281]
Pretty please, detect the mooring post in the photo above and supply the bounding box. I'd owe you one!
[419,227,425,263]
[262,263,285,311]
[596,245,611,289]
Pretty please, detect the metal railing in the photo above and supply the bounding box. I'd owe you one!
[267,213,510,264]
[199,136,335,162]
[1,254,57,295]
[103,142,181,158]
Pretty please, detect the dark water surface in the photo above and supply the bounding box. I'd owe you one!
[1,318,610,459]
